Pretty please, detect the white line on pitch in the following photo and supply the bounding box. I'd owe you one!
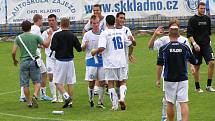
[0,90,18,96]
[0,112,80,121]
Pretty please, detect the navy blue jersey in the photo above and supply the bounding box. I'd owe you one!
[157,41,197,82]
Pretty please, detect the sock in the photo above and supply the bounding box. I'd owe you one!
[58,90,63,99]
[108,88,118,107]
[175,101,182,121]
[120,85,127,101]
[115,87,120,99]
[195,82,200,89]
[88,87,94,102]
[207,79,212,86]
[40,87,46,96]
[63,92,70,100]
[20,87,25,98]
[98,87,104,104]
[49,82,56,99]
[161,97,167,119]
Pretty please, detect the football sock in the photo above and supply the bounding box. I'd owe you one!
[88,87,94,102]
[98,87,104,104]
[49,81,56,98]
[120,85,127,101]
[207,79,212,86]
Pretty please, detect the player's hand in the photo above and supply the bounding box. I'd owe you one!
[128,35,134,41]
[91,49,97,56]
[85,41,89,47]
[13,59,18,66]
[154,26,164,36]
[47,28,53,36]
[190,65,195,75]
[129,55,136,63]
[193,43,200,52]
[156,80,161,88]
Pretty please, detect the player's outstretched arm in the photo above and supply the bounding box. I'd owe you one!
[148,26,163,49]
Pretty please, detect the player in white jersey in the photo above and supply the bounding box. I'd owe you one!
[82,4,106,35]
[19,14,52,102]
[41,14,63,103]
[82,15,105,108]
[148,19,195,121]
[82,4,107,95]
[115,12,136,110]
[92,15,129,111]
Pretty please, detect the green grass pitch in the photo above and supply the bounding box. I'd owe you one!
[0,34,215,121]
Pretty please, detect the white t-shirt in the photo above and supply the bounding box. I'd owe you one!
[84,17,106,33]
[30,25,42,57]
[153,35,191,50]
[119,26,133,64]
[42,28,62,58]
[98,28,128,68]
[82,30,100,60]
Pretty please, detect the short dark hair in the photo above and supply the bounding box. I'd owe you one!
[116,12,125,18]
[21,20,32,32]
[60,17,70,28]
[33,14,42,23]
[93,4,101,10]
[106,15,115,26]
[168,19,180,28]
[48,14,57,19]
[198,2,206,8]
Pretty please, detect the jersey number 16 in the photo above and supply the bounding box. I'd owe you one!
[112,36,123,50]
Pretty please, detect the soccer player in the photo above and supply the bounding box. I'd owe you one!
[82,4,106,35]
[187,2,215,92]
[51,17,82,108]
[31,14,52,101]
[92,15,129,110]
[12,20,52,108]
[42,14,63,103]
[83,4,107,94]
[115,12,136,110]
[148,19,194,121]
[156,24,197,121]
[82,15,105,108]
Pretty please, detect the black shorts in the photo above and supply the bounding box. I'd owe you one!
[192,45,214,65]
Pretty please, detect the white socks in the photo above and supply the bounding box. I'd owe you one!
[162,97,167,119]
[119,85,127,101]
[108,88,118,108]
[88,87,94,102]
[49,81,56,99]
[63,92,70,100]
[176,101,182,121]
[98,87,104,104]
[20,87,25,98]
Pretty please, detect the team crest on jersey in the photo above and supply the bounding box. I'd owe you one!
[184,0,200,14]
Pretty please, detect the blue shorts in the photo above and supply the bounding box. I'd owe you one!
[20,59,41,87]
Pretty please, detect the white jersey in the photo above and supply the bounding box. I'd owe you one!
[82,30,100,60]
[153,35,191,50]
[84,17,106,33]
[42,28,62,58]
[98,28,128,68]
[118,26,133,64]
[30,25,42,57]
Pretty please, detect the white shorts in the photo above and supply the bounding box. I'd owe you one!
[46,57,56,74]
[85,66,105,81]
[53,60,76,85]
[104,67,127,81]
[38,58,47,74]
[164,80,189,104]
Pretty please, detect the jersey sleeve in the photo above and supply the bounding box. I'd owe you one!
[98,31,107,48]
[37,35,43,45]
[81,33,88,47]
[157,47,164,66]
[186,46,198,65]
[84,20,91,32]
[187,17,194,38]
[41,30,48,41]
[50,34,58,51]
[153,38,164,50]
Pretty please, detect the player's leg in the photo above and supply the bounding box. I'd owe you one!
[192,48,203,92]
[177,80,189,121]
[161,97,167,121]
[115,81,120,98]
[88,80,95,107]
[97,67,105,108]
[19,86,26,102]
[167,102,175,121]
[204,46,215,92]
[40,59,52,101]
[54,60,71,108]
